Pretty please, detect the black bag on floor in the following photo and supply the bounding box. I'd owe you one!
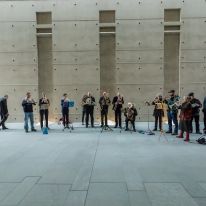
[196,136,206,145]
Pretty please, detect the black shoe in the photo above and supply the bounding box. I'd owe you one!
[86,125,88,128]
[31,128,37,132]
[189,130,193,133]
[133,129,136,132]
[166,130,172,133]
[25,129,29,133]
[153,129,157,131]
[196,131,202,134]
[100,125,103,127]
[2,127,8,130]
[125,128,129,131]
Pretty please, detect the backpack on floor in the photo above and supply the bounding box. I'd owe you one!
[196,136,206,145]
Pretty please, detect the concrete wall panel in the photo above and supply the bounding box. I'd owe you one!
[0,1,35,22]
[116,50,163,64]
[0,52,37,66]
[181,49,206,62]
[0,22,36,52]
[53,65,100,85]
[0,65,37,85]
[180,63,206,84]
[116,63,163,84]
[117,0,163,19]
[116,20,163,50]
[53,21,99,51]
[182,0,206,18]
[53,51,99,65]
[53,0,98,21]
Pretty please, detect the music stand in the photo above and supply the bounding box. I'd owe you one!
[158,129,168,142]
[63,100,74,132]
[145,102,155,135]
[101,124,113,133]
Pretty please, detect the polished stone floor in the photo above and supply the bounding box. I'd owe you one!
[0,122,206,206]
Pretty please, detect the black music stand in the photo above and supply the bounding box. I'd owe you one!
[101,124,113,133]
[145,101,155,135]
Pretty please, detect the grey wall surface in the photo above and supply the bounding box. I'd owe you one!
[0,0,206,122]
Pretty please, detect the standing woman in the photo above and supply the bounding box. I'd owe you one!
[177,96,192,142]
[61,93,70,128]
[39,93,50,129]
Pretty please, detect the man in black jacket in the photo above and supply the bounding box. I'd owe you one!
[203,96,206,134]
[0,95,9,130]
[188,92,202,134]
[99,92,111,127]
[22,92,37,133]
[82,92,95,128]
[112,92,124,128]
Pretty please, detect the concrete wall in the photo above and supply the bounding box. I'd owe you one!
[0,0,206,122]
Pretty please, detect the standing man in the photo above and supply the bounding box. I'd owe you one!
[0,95,9,130]
[82,92,95,128]
[164,90,180,135]
[99,92,111,127]
[112,92,124,128]
[188,92,202,134]
[203,96,206,134]
[22,92,37,133]
[39,93,50,129]
[152,94,164,131]
[81,94,87,125]
[61,93,70,129]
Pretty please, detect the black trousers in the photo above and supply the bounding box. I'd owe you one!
[154,111,163,130]
[62,108,69,127]
[82,106,86,124]
[40,109,49,128]
[86,106,94,127]
[125,118,135,131]
[204,112,206,131]
[189,115,200,132]
[101,109,108,126]
[115,108,122,127]
[0,113,8,128]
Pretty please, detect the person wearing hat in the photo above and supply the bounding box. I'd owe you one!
[164,90,180,135]
[203,96,206,134]
[124,102,138,132]
[152,94,164,131]
[0,94,9,130]
[188,92,202,134]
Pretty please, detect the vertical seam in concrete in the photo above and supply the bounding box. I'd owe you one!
[83,132,101,206]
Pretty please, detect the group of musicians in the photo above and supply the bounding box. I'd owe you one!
[1,90,206,139]
[151,89,204,142]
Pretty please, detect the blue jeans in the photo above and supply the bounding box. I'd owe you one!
[24,112,34,131]
[167,111,178,133]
